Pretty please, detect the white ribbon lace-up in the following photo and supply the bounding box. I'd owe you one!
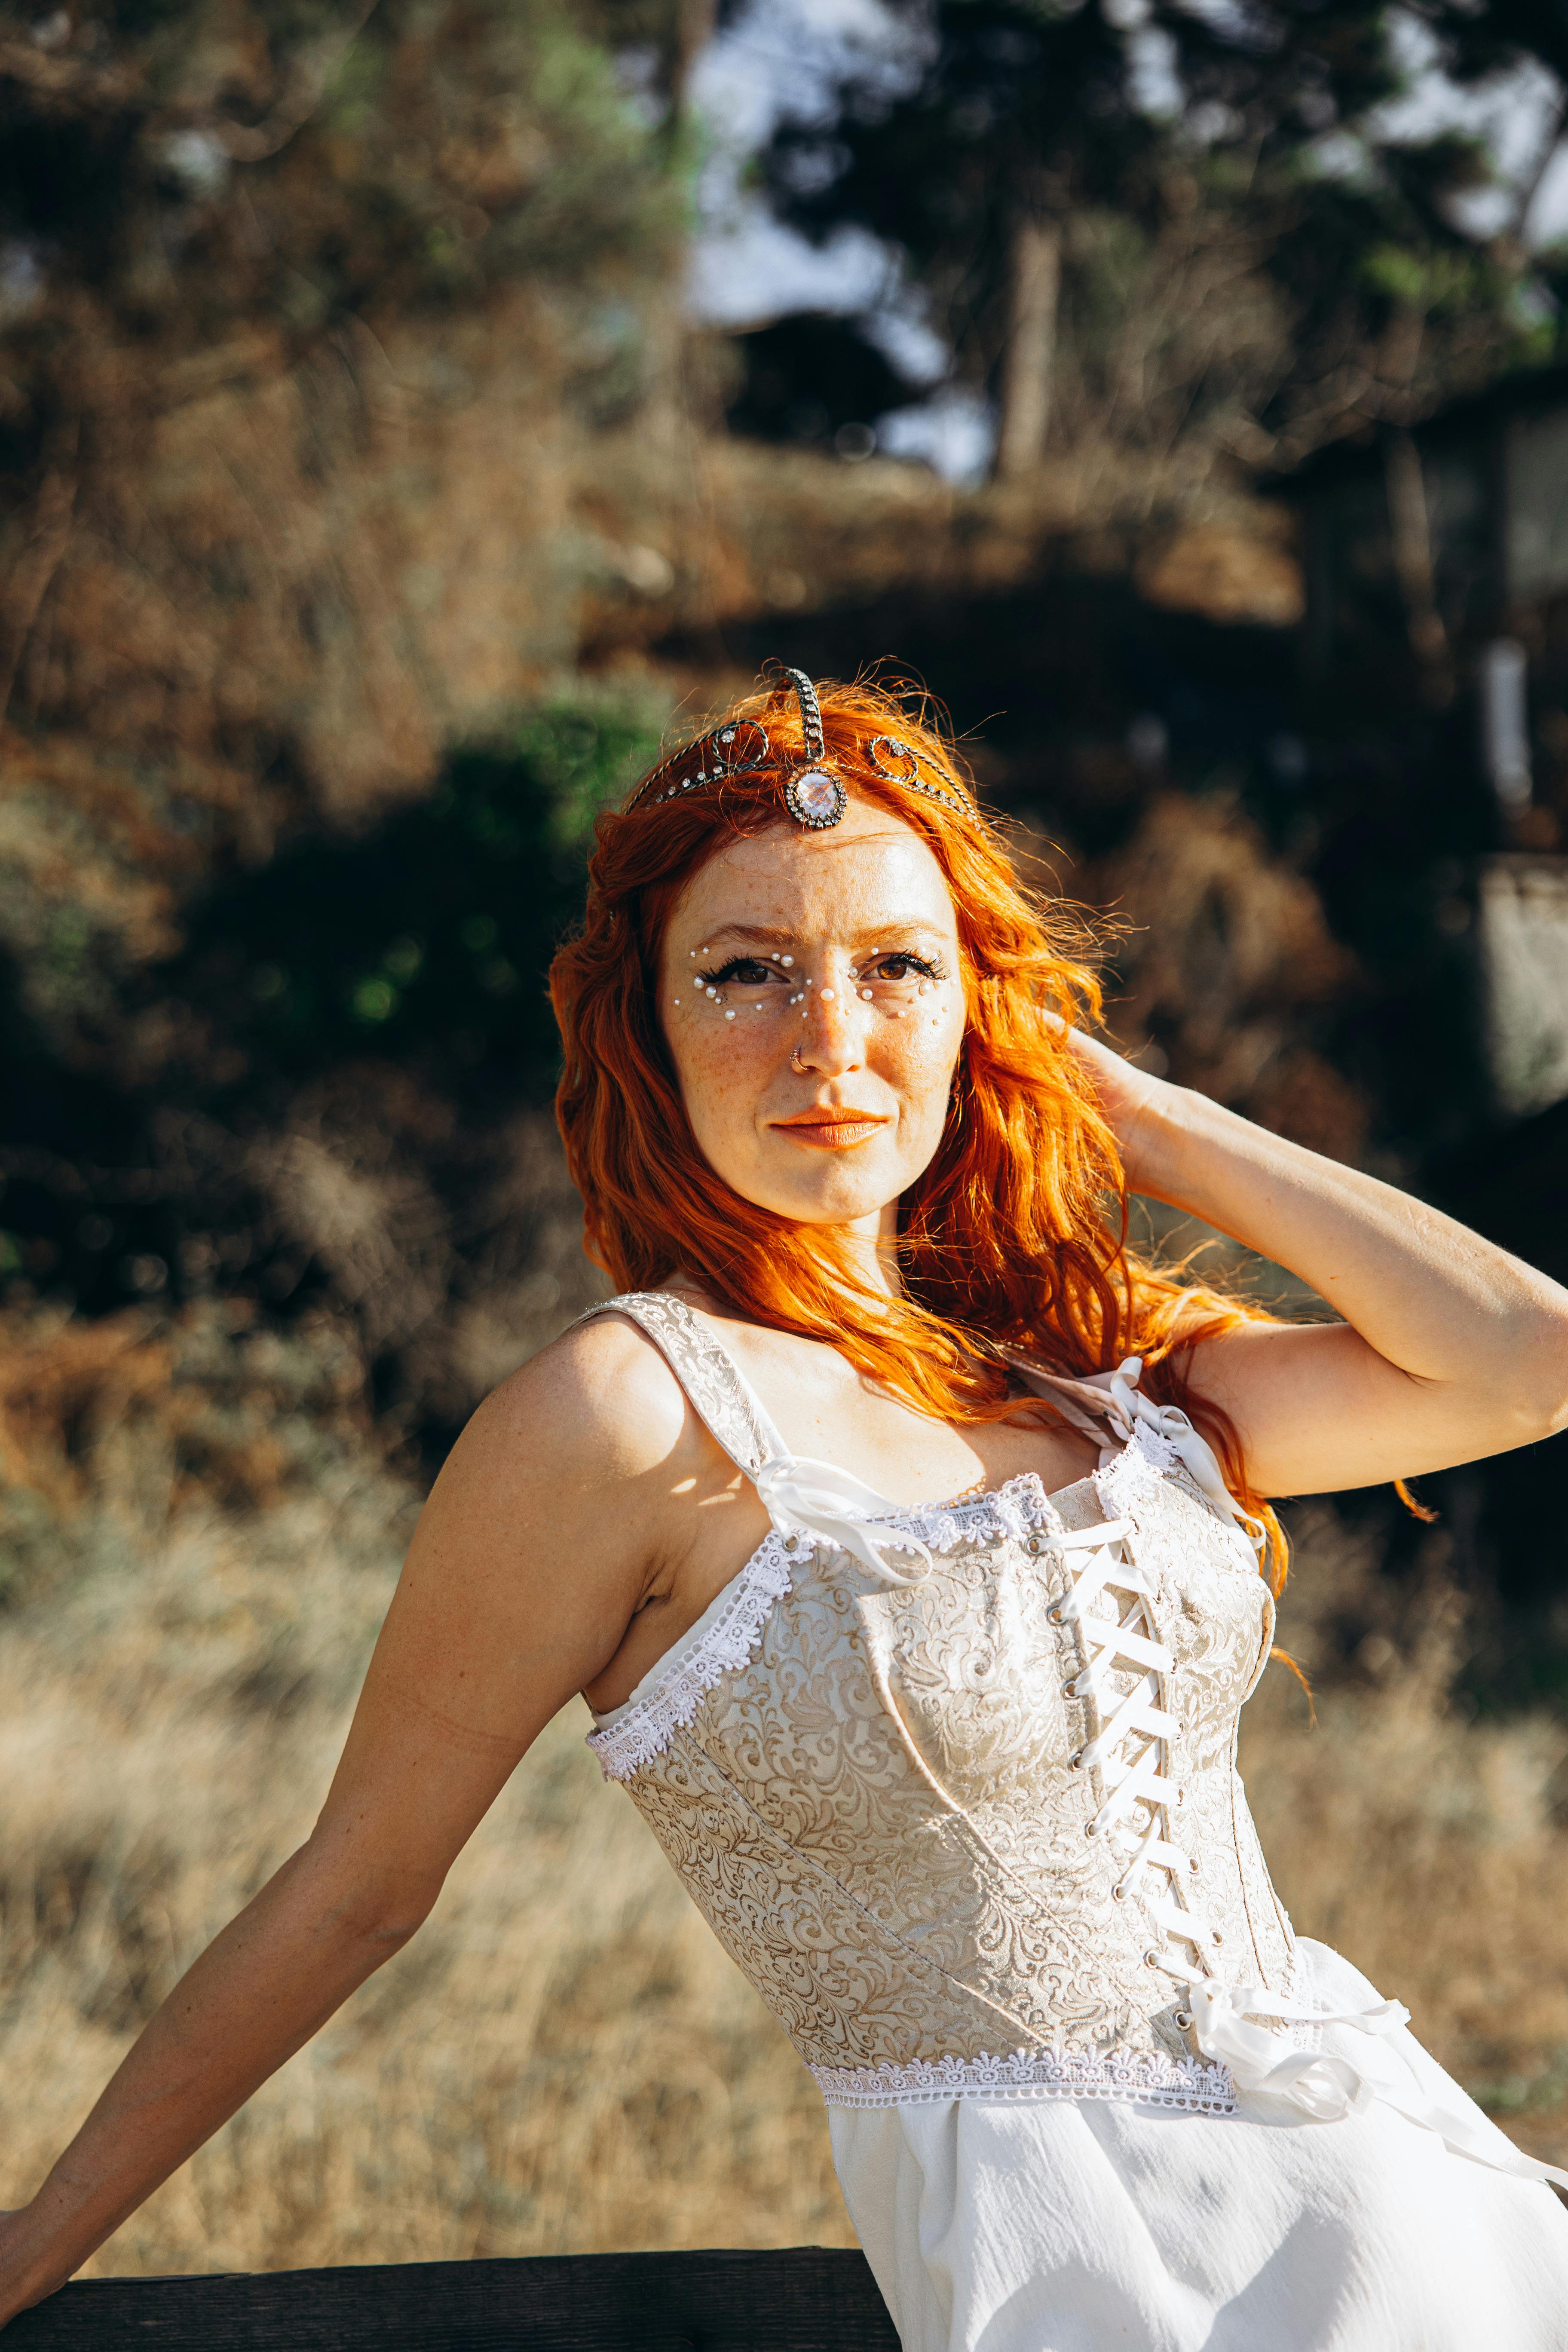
[1049,1516,1220,1971]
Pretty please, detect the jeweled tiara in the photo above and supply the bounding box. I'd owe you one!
[624,667,976,828]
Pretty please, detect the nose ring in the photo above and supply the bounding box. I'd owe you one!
[790,1044,809,1073]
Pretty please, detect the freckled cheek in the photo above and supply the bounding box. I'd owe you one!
[871,1021,961,1121]
[664,1008,784,1106]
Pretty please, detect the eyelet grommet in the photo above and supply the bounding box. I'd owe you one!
[1063,1679,1079,1700]
[783,1535,798,1551]
[1143,1949,1161,1969]
[1188,1855,1200,1876]
[1111,1882,1127,1902]
[1173,2008,1194,2030]
[1211,1930,1224,1947]
[1047,1605,1064,1625]
[1083,1820,1099,1839]
[1069,1751,1084,1770]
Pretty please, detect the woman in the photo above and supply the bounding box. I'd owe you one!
[3,670,1566,2349]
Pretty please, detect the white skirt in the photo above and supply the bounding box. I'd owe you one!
[828,1942,1568,2352]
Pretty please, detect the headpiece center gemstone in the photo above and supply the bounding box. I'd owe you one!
[793,768,839,820]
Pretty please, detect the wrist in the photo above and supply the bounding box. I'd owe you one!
[1120,1079,1228,1208]
[0,2205,73,2322]
[0,2172,113,2320]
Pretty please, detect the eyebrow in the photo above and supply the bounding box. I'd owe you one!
[698,921,951,948]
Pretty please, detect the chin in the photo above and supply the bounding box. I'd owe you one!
[753,1160,908,1227]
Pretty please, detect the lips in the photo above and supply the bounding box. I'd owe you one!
[771,1110,890,1150]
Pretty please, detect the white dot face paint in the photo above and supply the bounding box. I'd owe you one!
[658,800,965,1231]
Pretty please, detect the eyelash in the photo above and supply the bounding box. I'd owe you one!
[694,951,946,988]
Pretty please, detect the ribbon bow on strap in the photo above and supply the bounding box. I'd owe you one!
[1023,1354,1268,1554]
[1184,1980,1568,2189]
[753,1455,933,1585]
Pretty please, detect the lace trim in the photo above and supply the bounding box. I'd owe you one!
[587,1534,797,1782]
[811,2044,1237,2115]
[847,1465,1067,1554]
[584,1433,1178,1785]
[1097,1423,1176,1516]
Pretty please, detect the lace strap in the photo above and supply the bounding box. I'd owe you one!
[572,1291,787,1478]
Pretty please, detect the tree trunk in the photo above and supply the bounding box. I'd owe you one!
[1384,428,1449,676]
[639,0,719,455]
[668,0,717,130]
[995,209,1062,481]
[0,437,77,722]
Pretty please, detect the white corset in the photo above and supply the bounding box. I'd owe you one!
[574,1292,1568,2191]
[581,1290,1295,2113]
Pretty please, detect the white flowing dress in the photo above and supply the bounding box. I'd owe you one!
[582,1293,1568,2352]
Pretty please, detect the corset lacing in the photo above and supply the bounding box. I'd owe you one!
[1053,1519,1220,1981]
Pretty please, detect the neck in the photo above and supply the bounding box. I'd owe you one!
[831,1201,903,1301]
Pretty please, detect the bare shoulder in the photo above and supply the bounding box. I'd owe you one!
[445,1306,692,1502]
[396,1309,698,1636]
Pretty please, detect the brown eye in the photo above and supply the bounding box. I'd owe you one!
[870,954,934,984]
[698,957,778,988]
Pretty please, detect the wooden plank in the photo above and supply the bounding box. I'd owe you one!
[4,2248,901,2351]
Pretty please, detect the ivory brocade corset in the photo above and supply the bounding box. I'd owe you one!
[582,1293,1294,2118]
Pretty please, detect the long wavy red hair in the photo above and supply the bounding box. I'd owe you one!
[551,672,1286,1591]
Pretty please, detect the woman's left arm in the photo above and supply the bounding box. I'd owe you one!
[1072,1033,1568,1498]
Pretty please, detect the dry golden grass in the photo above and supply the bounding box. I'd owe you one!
[1,1382,1565,2275]
[0,1443,851,2269]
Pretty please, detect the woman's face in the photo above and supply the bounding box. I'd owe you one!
[659,799,965,1233]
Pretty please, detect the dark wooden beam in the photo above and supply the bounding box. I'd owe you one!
[4,2247,900,2351]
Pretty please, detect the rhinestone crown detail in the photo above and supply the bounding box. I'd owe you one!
[624,665,977,829]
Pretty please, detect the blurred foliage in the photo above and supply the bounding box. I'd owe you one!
[169,695,665,1093]
[725,312,911,448]
[0,0,693,464]
[758,0,1568,466]
[0,693,652,1449]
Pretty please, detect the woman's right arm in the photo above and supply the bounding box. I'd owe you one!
[0,1317,688,2322]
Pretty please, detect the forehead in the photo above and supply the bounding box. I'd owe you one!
[671,805,957,938]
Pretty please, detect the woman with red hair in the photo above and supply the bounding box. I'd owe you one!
[4,669,1568,2345]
